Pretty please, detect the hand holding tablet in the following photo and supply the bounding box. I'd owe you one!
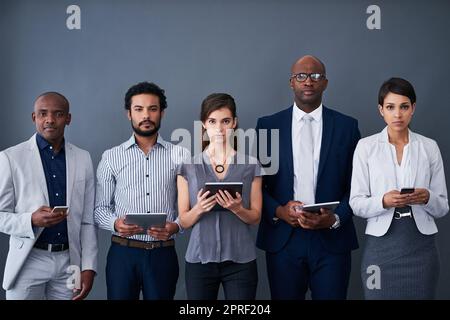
[124,213,167,234]
[203,182,243,197]
[294,201,340,214]
[202,182,244,211]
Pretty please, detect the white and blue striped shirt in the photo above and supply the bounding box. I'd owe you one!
[94,134,190,241]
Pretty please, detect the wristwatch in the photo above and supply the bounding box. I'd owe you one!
[330,214,340,229]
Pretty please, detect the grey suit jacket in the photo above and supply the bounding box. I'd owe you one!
[0,134,98,290]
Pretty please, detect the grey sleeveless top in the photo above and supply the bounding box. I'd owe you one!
[177,152,262,264]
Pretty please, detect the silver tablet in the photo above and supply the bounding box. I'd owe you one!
[297,201,340,214]
[124,213,167,232]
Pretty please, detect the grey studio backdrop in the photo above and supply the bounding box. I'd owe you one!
[0,0,449,300]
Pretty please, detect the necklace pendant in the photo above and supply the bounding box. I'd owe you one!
[215,165,225,173]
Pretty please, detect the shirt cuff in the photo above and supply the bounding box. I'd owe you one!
[174,217,184,234]
[110,216,118,233]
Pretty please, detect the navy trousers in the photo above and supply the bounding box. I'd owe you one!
[266,229,351,300]
[106,242,179,300]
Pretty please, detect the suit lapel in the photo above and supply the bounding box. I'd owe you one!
[408,131,419,186]
[382,143,398,188]
[29,135,49,204]
[379,127,398,189]
[281,107,294,178]
[28,135,49,239]
[317,106,334,182]
[65,142,76,241]
[65,142,76,208]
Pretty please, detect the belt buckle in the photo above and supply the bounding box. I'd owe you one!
[394,211,412,219]
[145,242,157,250]
[48,244,59,252]
[52,244,67,251]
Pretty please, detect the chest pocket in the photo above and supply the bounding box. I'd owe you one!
[160,166,177,190]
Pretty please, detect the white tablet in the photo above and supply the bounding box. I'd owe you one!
[124,213,167,232]
[298,201,340,214]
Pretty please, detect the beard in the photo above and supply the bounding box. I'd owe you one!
[131,119,160,137]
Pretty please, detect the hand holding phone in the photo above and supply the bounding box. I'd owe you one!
[383,189,413,209]
[405,188,430,205]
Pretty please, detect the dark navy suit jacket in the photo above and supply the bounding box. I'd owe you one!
[256,106,360,254]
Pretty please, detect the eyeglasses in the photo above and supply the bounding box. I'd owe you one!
[290,73,325,82]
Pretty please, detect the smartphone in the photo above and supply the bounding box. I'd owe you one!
[400,188,415,194]
[51,206,69,216]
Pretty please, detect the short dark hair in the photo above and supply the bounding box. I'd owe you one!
[124,82,167,110]
[378,77,416,105]
[200,93,237,150]
[35,91,70,109]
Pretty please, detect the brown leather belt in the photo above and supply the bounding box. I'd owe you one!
[111,235,174,250]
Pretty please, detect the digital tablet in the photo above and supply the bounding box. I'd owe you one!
[203,182,243,197]
[124,213,167,232]
[297,201,340,214]
[203,182,243,211]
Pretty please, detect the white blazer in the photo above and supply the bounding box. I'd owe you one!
[0,135,98,290]
[350,127,449,237]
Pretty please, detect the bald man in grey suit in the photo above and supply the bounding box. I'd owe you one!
[0,92,98,300]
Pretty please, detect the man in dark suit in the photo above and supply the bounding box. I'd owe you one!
[256,55,360,300]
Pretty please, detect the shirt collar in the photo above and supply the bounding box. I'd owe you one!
[293,102,323,123]
[36,133,65,151]
[379,126,415,144]
[124,134,168,150]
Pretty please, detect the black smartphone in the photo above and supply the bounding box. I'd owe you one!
[400,188,415,194]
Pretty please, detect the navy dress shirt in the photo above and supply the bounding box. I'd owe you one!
[35,134,68,245]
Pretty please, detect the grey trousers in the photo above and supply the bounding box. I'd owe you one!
[6,248,73,300]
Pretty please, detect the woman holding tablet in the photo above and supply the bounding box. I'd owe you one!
[177,93,262,300]
[350,77,449,299]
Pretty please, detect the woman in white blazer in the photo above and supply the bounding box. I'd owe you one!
[350,77,449,299]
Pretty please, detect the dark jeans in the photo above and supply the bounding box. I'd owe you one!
[106,242,179,300]
[185,260,258,300]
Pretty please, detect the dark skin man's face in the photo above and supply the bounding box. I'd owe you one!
[290,57,328,111]
[32,95,71,145]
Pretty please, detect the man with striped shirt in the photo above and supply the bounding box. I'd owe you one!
[95,82,189,300]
